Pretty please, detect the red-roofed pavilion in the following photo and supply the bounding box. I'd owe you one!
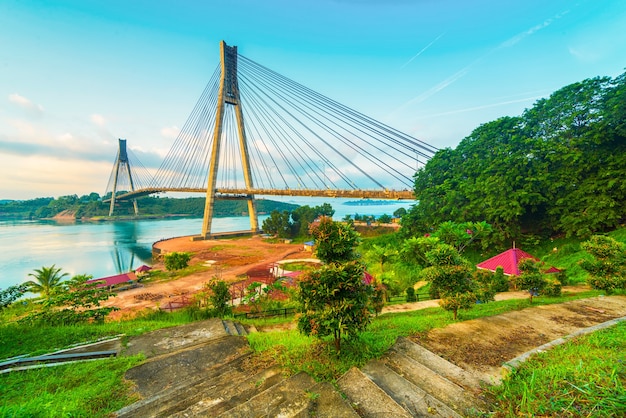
[476,248,538,276]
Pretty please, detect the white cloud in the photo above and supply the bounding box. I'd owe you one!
[8,93,44,116]
[160,125,180,139]
[90,114,107,127]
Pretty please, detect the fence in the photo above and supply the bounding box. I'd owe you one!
[234,307,297,320]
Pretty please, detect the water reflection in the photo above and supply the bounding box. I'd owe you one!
[110,222,153,275]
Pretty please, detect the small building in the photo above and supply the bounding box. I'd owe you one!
[303,240,315,251]
[87,272,137,289]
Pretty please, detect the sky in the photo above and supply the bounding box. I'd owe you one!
[1,0,625,200]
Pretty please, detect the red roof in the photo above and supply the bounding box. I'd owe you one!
[476,248,538,276]
[135,265,152,273]
[544,266,562,274]
[87,272,137,288]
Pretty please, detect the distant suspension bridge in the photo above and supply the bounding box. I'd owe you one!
[104,41,438,238]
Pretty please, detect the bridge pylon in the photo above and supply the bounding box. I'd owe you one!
[108,138,139,217]
[201,41,259,239]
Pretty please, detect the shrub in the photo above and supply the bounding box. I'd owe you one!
[405,287,417,302]
[164,252,192,271]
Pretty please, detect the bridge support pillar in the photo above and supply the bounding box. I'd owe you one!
[108,138,139,217]
[201,41,259,238]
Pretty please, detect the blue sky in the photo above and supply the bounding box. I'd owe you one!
[1,0,625,199]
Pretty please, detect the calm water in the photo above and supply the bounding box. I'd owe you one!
[0,198,412,289]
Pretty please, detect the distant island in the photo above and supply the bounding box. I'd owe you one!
[343,199,399,206]
[0,194,299,221]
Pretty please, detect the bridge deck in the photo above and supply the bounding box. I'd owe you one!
[103,187,415,203]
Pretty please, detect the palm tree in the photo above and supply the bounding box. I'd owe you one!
[25,265,68,300]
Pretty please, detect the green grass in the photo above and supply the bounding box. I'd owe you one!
[0,309,197,360]
[246,290,602,381]
[0,355,144,417]
[488,321,626,417]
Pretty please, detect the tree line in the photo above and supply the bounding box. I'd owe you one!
[404,72,626,248]
[0,194,298,220]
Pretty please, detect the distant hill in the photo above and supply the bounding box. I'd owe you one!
[0,194,299,220]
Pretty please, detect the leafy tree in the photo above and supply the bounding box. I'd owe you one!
[21,274,117,325]
[0,284,28,310]
[419,243,493,319]
[580,235,626,294]
[377,214,392,224]
[164,252,191,271]
[309,216,360,264]
[298,261,373,352]
[517,258,546,303]
[262,210,292,238]
[407,72,626,246]
[207,278,232,317]
[24,265,68,300]
[367,244,397,274]
[405,286,417,302]
[393,207,407,218]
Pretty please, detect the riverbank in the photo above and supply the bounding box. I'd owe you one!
[104,235,305,319]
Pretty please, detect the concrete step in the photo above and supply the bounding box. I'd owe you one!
[217,371,317,417]
[393,337,486,393]
[274,381,360,418]
[117,359,249,418]
[337,367,412,418]
[171,365,285,417]
[233,321,248,336]
[123,336,250,398]
[384,350,483,415]
[362,360,462,418]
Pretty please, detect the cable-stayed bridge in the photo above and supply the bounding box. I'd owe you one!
[104,41,438,238]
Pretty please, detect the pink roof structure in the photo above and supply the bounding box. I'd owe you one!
[476,248,538,276]
[135,265,152,273]
[87,272,137,288]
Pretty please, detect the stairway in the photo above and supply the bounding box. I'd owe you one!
[117,320,486,417]
[337,337,487,417]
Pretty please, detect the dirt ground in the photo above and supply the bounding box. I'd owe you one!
[105,235,306,320]
[411,294,626,383]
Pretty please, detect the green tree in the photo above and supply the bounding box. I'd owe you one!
[24,265,68,300]
[517,258,546,303]
[298,261,373,352]
[377,214,392,224]
[207,278,232,317]
[393,207,407,218]
[580,235,626,294]
[0,284,28,310]
[419,243,493,319]
[164,252,191,271]
[262,210,293,238]
[22,274,117,325]
[309,216,360,264]
[405,286,417,302]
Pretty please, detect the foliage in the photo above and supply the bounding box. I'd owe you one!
[298,261,374,352]
[580,235,626,294]
[408,72,626,247]
[419,242,494,319]
[207,278,232,317]
[0,284,28,311]
[393,207,407,218]
[432,221,492,253]
[491,267,510,292]
[20,274,118,325]
[376,214,392,224]
[517,258,547,303]
[163,252,192,271]
[24,265,69,301]
[309,216,360,264]
[262,210,292,238]
[405,286,417,302]
[0,194,300,220]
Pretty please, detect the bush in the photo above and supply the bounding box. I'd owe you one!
[543,279,562,297]
[164,252,192,271]
[406,287,417,302]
